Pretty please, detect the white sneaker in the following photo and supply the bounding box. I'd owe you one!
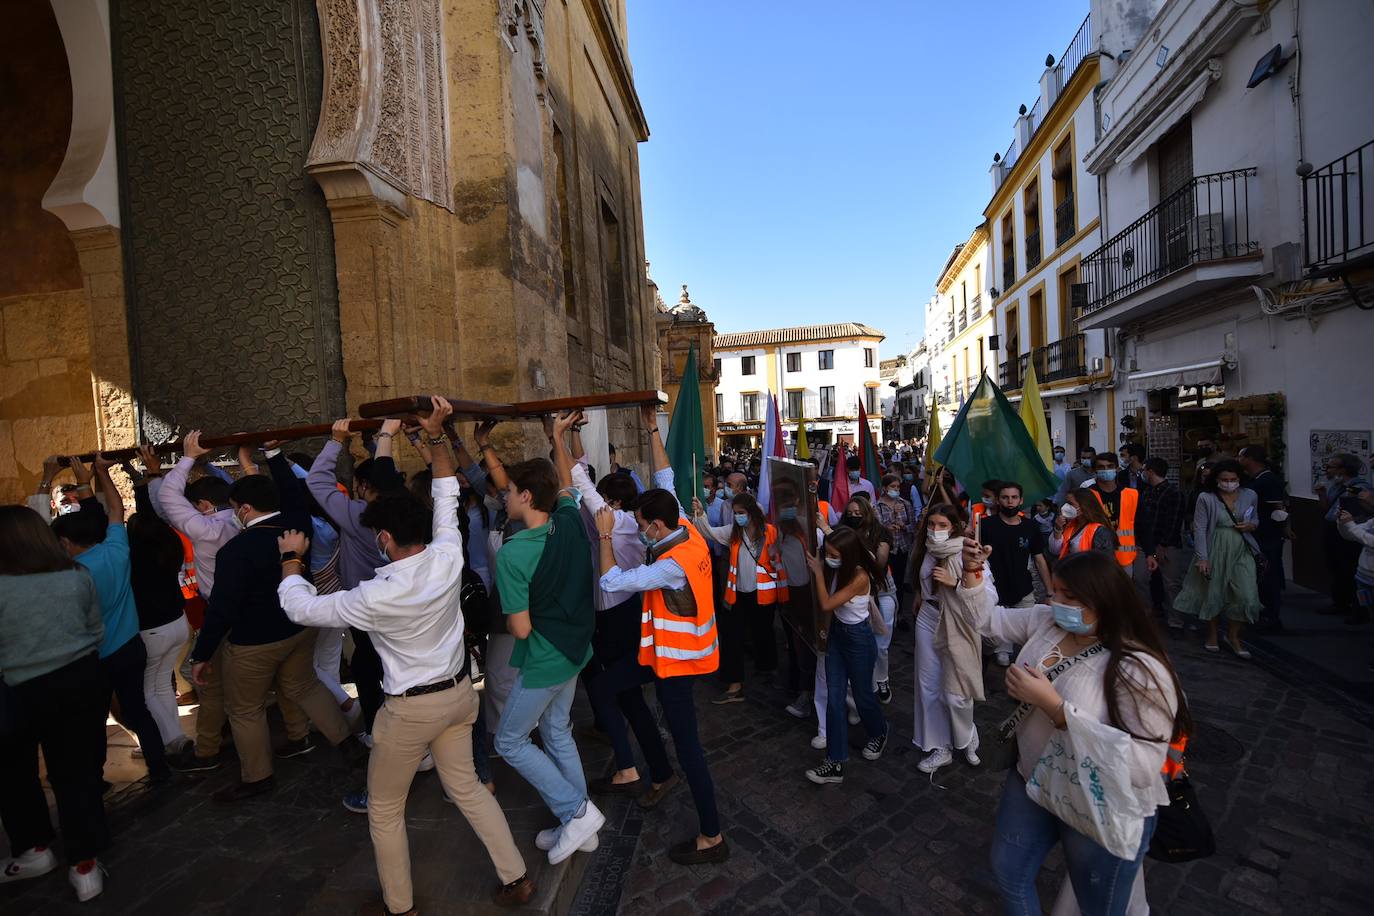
[785,693,811,719]
[0,846,56,883]
[995,652,1012,667]
[964,744,982,767]
[536,825,599,852]
[417,751,435,772]
[810,734,827,750]
[917,747,953,774]
[68,860,105,902]
[548,801,605,865]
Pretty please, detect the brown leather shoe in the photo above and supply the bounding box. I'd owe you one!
[493,875,535,907]
[636,772,680,810]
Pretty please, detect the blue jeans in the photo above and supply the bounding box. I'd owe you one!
[824,618,887,763]
[991,771,1157,916]
[493,673,586,824]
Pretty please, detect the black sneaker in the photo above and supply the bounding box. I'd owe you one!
[274,736,315,759]
[805,759,844,785]
[862,733,889,761]
[875,681,892,705]
[167,747,224,773]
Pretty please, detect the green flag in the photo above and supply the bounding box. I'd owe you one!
[665,342,707,510]
[933,372,1060,505]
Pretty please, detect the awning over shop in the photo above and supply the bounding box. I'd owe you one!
[1127,359,1224,393]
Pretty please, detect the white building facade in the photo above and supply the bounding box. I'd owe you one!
[713,324,885,450]
[1079,0,1374,589]
[935,227,995,434]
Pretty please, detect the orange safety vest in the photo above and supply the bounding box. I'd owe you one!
[1058,522,1104,560]
[725,523,789,605]
[1162,734,1187,780]
[1086,486,1140,567]
[817,500,831,523]
[639,520,719,678]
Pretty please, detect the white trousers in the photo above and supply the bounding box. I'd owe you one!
[912,601,978,752]
[871,592,897,686]
[140,613,191,748]
[313,627,350,706]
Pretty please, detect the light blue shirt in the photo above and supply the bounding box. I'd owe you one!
[75,524,140,659]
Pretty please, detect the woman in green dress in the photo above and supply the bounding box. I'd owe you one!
[1175,459,1262,658]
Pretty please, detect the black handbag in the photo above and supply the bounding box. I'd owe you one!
[1147,775,1215,863]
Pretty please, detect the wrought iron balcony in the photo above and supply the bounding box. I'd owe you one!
[1055,194,1075,247]
[1002,258,1015,292]
[999,333,1087,392]
[1303,139,1374,273]
[1079,168,1258,317]
[970,294,983,321]
[958,309,968,333]
[1026,229,1042,271]
[966,375,979,397]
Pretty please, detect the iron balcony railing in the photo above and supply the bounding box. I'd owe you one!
[1079,168,1258,316]
[1055,194,1076,246]
[1303,139,1374,272]
[1002,257,1016,292]
[958,309,968,333]
[1058,14,1093,88]
[1026,229,1043,271]
[970,293,983,321]
[999,333,1088,392]
[966,375,979,397]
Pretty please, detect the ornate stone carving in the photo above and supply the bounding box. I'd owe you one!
[309,0,451,211]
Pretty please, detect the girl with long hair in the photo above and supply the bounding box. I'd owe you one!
[910,502,985,773]
[841,497,900,704]
[0,505,111,900]
[802,526,889,785]
[693,491,787,704]
[1049,490,1118,560]
[947,545,1188,914]
[1174,458,1262,657]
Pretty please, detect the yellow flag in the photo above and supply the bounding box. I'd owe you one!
[795,415,811,459]
[1020,361,1053,470]
[925,395,942,472]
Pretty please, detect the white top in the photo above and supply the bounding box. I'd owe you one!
[831,575,871,625]
[278,476,467,695]
[974,588,1176,812]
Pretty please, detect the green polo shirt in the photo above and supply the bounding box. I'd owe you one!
[496,495,593,688]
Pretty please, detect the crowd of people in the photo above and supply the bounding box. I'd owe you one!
[2,404,1369,914]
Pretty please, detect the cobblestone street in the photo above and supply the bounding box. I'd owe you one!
[573,586,1374,915]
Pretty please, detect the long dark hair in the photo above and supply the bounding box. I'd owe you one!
[0,505,77,575]
[910,501,965,582]
[128,500,185,576]
[1206,458,1244,495]
[843,497,884,554]
[728,492,767,545]
[1068,491,1119,548]
[1054,551,1192,742]
[823,525,880,596]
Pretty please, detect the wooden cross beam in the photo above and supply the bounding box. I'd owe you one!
[356,389,668,419]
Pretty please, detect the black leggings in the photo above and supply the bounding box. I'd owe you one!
[0,654,110,861]
[101,636,169,779]
[350,628,385,733]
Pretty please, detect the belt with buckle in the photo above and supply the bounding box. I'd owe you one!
[391,669,468,699]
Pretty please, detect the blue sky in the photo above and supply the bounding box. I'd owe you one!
[630,1,1090,359]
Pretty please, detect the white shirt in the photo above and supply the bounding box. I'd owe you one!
[278,476,467,695]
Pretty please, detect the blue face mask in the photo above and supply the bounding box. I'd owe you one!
[848,471,860,481]
[1095,469,1118,483]
[733,513,749,527]
[639,530,657,548]
[779,507,798,522]
[1052,602,1094,635]
[903,473,914,481]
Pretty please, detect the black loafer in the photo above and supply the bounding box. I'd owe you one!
[668,836,729,865]
[212,776,275,803]
[589,776,644,796]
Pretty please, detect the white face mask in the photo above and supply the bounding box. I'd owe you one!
[824,556,843,569]
[927,530,950,544]
[1217,481,1241,493]
[1270,509,1289,522]
[1060,504,1080,520]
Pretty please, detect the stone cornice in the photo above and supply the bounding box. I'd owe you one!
[936,224,989,294]
[582,0,649,141]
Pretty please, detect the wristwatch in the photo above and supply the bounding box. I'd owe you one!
[279,551,301,564]
[425,434,448,446]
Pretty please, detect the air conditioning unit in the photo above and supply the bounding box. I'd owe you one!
[1188,213,1226,261]
[1091,356,1104,372]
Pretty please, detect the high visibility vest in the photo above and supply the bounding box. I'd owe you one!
[1162,734,1187,780]
[639,521,719,678]
[1058,522,1104,560]
[725,523,789,605]
[817,500,831,524]
[1086,486,1140,567]
[175,530,199,601]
